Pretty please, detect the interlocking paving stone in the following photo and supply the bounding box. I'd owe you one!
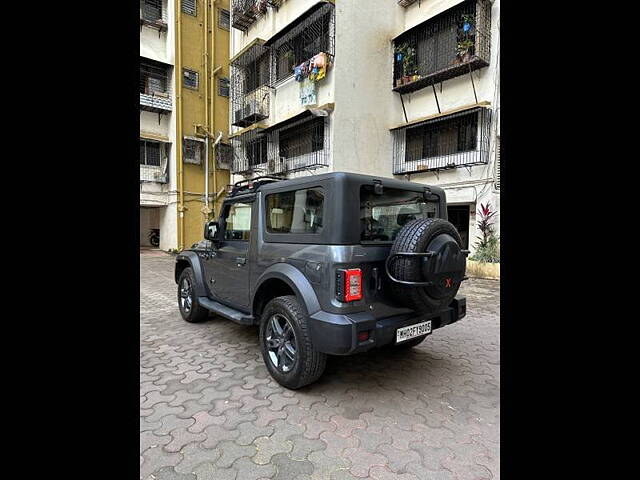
[140,251,499,480]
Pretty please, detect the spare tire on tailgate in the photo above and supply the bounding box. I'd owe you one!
[387,218,467,313]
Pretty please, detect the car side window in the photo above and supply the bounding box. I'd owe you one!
[223,202,252,241]
[266,187,324,234]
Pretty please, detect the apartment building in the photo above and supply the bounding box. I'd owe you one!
[140,0,232,251]
[228,0,500,252]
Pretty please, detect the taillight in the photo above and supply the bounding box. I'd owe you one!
[336,268,363,302]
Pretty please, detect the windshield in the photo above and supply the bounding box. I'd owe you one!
[360,185,438,242]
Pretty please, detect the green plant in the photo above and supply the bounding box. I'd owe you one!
[456,39,475,57]
[469,202,500,263]
[396,42,417,77]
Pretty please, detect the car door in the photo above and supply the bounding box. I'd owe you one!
[205,200,253,309]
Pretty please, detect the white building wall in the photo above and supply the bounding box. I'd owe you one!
[140,0,178,250]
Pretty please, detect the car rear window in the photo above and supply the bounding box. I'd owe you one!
[266,187,324,234]
[360,185,438,242]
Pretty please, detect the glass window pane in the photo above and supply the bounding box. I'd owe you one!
[224,203,252,241]
[266,188,324,234]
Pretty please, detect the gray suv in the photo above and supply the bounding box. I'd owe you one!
[175,172,468,389]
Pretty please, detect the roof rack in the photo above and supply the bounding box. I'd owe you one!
[227,175,284,196]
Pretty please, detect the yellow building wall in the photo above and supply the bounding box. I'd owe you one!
[176,0,231,250]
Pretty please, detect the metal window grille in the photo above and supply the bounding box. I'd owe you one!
[219,9,231,30]
[231,0,272,31]
[270,3,335,85]
[140,58,172,111]
[216,143,233,170]
[140,140,169,183]
[230,41,271,127]
[231,130,268,175]
[182,0,197,16]
[141,0,169,30]
[392,107,491,175]
[183,68,199,89]
[218,77,230,97]
[393,0,491,93]
[495,136,500,189]
[184,138,204,165]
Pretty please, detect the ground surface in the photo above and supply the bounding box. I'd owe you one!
[140,250,500,480]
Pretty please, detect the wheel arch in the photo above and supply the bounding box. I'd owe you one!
[252,263,321,320]
[174,251,208,297]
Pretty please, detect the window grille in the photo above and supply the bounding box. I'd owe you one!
[140,140,169,183]
[183,68,199,89]
[391,107,491,174]
[231,114,330,175]
[230,41,271,127]
[182,0,197,16]
[140,58,172,111]
[218,77,230,97]
[184,138,204,165]
[495,136,500,189]
[219,9,231,30]
[270,3,335,85]
[141,0,163,22]
[231,0,270,32]
[393,0,491,93]
[231,130,269,175]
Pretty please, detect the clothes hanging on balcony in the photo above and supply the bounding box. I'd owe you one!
[294,53,330,83]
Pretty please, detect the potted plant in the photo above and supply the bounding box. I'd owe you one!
[456,39,475,63]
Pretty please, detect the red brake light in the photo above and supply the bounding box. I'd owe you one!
[344,268,362,302]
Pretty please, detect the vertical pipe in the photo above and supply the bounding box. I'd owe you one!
[203,0,210,218]
[175,0,185,250]
[211,0,219,215]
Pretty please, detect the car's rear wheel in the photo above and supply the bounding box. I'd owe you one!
[177,267,209,323]
[259,295,326,389]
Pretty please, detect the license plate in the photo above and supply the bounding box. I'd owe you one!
[396,321,432,343]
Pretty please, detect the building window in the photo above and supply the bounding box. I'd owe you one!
[218,77,230,97]
[183,68,199,89]
[271,3,334,83]
[279,117,324,159]
[246,136,268,168]
[391,107,491,174]
[216,143,233,169]
[141,0,162,22]
[266,188,325,234]
[184,138,204,165]
[230,41,271,127]
[140,140,162,166]
[219,9,230,30]
[392,0,491,93]
[182,0,196,16]
[140,59,170,95]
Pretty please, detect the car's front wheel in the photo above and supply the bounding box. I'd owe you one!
[177,267,209,323]
[259,295,326,389]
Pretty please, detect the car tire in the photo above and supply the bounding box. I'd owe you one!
[177,267,209,323]
[389,218,465,313]
[259,295,327,390]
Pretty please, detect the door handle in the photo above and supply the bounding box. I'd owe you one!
[236,257,246,266]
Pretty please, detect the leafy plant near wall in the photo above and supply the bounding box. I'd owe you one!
[396,42,418,78]
[470,202,500,263]
[455,13,476,63]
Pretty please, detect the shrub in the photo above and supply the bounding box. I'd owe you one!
[469,202,500,263]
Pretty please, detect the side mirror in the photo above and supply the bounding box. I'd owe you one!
[204,221,220,242]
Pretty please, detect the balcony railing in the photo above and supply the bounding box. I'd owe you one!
[393,0,491,94]
[231,114,330,176]
[232,86,270,127]
[140,165,168,183]
[140,59,172,112]
[391,107,491,175]
[232,0,267,31]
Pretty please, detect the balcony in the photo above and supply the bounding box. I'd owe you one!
[391,106,491,175]
[392,0,491,94]
[140,58,172,113]
[230,40,271,128]
[230,129,268,175]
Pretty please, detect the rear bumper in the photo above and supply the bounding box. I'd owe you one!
[309,296,466,355]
